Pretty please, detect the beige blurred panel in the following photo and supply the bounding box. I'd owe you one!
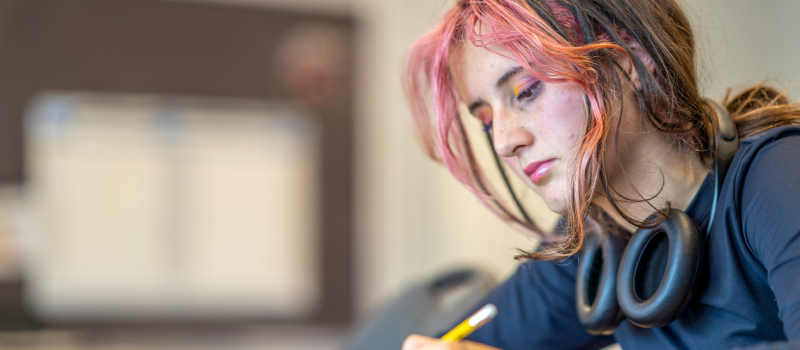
[25,94,320,320]
[30,102,172,308]
[178,110,320,316]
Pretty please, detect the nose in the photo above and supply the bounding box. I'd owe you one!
[492,108,534,157]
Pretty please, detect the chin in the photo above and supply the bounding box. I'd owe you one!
[544,200,568,215]
[538,182,570,214]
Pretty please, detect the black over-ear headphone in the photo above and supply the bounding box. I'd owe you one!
[575,99,740,334]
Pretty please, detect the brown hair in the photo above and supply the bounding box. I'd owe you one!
[403,0,800,260]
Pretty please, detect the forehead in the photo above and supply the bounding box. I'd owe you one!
[450,42,521,100]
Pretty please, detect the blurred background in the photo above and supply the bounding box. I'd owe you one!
[0,0,799,349]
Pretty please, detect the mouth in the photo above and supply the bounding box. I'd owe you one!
[524,159,556,184]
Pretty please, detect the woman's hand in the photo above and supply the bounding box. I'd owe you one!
[401,335,502,350]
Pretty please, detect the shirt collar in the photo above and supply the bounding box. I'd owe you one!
[684,172,715,233]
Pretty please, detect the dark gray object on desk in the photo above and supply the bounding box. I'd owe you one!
[343,268,495,350]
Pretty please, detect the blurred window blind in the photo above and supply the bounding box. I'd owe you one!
[24,93,321,321]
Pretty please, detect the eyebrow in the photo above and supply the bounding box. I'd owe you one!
[467,66,525,115]
[496,66,524,88]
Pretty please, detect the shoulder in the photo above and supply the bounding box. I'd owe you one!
[734,125,800,198]
[728,125,800,263]
[735,125,800,168]
[720,126,800,340]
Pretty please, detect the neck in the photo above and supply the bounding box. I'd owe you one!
[594,133,710,233]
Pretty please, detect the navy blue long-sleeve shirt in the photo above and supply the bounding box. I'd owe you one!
[462,126,800,349]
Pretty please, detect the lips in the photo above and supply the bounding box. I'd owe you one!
[524,159,555,183]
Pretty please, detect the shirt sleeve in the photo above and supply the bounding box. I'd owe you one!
[462,258,615,350]
[739,134,800,346]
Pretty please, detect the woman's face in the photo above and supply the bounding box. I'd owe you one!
[451,43,587,214]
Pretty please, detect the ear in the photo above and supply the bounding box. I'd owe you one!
[616,37,657,89]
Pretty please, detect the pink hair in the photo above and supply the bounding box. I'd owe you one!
[406,0,800,260]
[403,0,632,259]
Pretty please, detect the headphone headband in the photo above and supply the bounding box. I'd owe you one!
[704,98,739,233]
[704,98,739,165]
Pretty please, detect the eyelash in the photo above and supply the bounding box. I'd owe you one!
[482,120,493,133]
[516,81,541,102]
[480,80,541,133]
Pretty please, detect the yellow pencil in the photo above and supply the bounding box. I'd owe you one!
[440,304,498,342]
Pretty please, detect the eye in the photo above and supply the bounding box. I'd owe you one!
[472,107,493,132]
[482,120,493,133]
[516,81,541,102]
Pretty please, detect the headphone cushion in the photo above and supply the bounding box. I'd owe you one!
[616,209,703,328]
[576,232,627,334]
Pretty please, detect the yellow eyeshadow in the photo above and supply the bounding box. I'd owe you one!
[512,83,527,97]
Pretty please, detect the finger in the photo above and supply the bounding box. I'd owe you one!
[462,340,502,350]
[401,335,442,350]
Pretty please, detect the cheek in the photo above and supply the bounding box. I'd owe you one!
[537,85,586,144]
[537,85,586,213]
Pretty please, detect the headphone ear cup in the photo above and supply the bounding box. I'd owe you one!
[576,232,627,334]
[617,209,703,328]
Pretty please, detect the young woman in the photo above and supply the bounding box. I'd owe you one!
[401,0,800,349]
